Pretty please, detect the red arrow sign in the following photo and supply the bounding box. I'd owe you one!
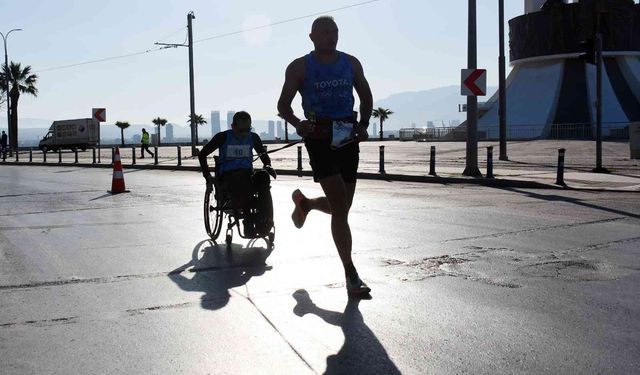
[92,108,106,122]
[461,69,487,96]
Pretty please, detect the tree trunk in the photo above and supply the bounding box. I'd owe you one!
[9,89,19,152]
[120,129,124,146]
[379,118,384,141]
[157,125,161,146]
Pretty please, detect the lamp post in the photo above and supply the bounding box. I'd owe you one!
[463,0,482,177]
[1,29,21,156]
[498,0,508,161]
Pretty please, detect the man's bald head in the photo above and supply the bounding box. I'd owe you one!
[311,16,336,33]
[309,16,338,53]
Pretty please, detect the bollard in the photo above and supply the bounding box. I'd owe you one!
[379,145,386,174]
[297,146,303,177]
[29,148,33,163]
[74,149,78,164]
[556,148,566,185]
[15,150,19,162]
[92,148,96,164]
[429,145,436,176]
[486,146,494,178]
[111,147,115,165]
[98,147,101,164]
[43,150,47,163]
[58,149,62,164]
[132,146,136,165]
[177,146,181,166]
[154,146,158,165]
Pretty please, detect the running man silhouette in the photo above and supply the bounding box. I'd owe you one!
[277,16,374,294]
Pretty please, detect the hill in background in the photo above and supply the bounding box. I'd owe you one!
[1,85,500,144]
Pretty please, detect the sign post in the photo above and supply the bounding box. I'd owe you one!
[92,108,106,157]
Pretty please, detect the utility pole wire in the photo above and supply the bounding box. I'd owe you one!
[33,0,382,73]
[194,0,381,44]
[36,47,168,73]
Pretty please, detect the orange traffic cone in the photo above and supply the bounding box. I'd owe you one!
[109,147,129,194]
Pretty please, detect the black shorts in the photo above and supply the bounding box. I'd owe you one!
[304,139,359,183]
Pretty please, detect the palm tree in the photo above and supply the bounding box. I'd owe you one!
[114,121,130,146]
[1,62,38,153]
[372,107,394,141]
[151,117,167,145]
[187,114,207,143]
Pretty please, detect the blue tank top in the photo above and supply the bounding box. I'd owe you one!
[301,51,354,119]
[219,130,253,174]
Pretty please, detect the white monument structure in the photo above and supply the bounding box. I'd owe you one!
[478,0,639,140]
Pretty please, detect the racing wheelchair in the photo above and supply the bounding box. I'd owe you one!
[204,156,275,249]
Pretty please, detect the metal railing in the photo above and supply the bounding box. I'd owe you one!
[400,122,631,142]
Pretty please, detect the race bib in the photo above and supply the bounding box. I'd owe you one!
[330,121,355,149]
[226,144,251,160]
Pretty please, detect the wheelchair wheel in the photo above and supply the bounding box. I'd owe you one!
[204,182,224,240]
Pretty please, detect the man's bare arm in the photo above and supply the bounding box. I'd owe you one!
[277,58,304,129]
[350,55,373,126]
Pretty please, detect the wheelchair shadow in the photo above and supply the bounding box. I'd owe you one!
[292,289,401,375]
[169,239,273,310]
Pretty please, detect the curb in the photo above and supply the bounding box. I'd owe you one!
[3,162,637,192]
[2,161,568,190]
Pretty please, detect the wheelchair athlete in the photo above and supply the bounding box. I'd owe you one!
[198,111,277,237]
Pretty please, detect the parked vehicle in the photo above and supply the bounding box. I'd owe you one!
[39,118,100,152]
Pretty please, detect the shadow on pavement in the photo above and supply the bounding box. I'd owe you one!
[169,239,272,310]
[498,187,640,220]
[292,289,401,375]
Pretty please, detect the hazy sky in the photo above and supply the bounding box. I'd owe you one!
[2,0,542,125]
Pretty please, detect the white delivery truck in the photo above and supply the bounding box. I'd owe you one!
[39,118,100,152]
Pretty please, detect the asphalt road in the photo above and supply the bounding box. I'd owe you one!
[1,166,639,374]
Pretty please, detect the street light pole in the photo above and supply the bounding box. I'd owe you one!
[498,0,508,161]
[154,12,197,156]
[1,28,21,156]
[463,0,482,177]
[187,11,197,156]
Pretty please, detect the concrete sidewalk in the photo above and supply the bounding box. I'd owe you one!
[3,140,639,191]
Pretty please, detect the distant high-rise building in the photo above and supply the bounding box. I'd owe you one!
[451,120,461,127]
[268,120,275,139]
[211,111,221,135]
[166,123,174,141]
[226,111,235,130]
[427,121,435,128]
[276,121,283,139]
[412,123,416,128]
[372,123,378,137]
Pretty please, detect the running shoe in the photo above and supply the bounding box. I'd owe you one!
[346,274,371,295]
[291,189,309,229]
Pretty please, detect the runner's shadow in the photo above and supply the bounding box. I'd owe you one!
[292,289,401,375]
[169,239,272,310]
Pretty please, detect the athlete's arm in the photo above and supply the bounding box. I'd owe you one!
[350,55,373,127]
[251,133,272,167]
[198,132,226,180]
[277,58,313,137]
[349,55,373,141]
[252,133,276,179]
